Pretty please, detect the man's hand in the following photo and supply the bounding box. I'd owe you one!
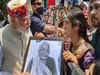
[14,72,31,75]
[43,25,64,35]
[63,50,78,65]
[34,32,45,40]
[19,72,31,75]
[57,28,64,37]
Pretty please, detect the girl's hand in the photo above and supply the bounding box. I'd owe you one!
[63,50,78,65]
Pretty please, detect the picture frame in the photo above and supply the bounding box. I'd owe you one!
[22,37,64,75]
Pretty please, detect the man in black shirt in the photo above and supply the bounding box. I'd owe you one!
[30,0,64,37]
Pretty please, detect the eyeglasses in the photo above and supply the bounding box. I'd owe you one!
[31,2,42,6]
[94,5,100,10]
[91,1,100,11]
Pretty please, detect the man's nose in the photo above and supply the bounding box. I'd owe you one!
[38,5,42,8]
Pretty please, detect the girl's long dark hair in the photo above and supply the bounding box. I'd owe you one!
[68,8,89,43]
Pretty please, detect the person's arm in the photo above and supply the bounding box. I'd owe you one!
[34,32,45,40]
[31,16,64,36]
[85,63,95,75]
[85,69,90,75]
[34,15,64,34]
[89,63,96,75]
[63,50,78,65]
[30,17,45,35]
[14,72,31,75]
[43,25,56,34]
[43,25,64,35]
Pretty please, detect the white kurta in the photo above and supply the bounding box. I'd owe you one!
[1,24,32,74]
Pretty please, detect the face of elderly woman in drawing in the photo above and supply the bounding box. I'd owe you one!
[38,42,50,60]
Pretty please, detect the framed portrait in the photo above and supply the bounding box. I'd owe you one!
[22,38,64,75]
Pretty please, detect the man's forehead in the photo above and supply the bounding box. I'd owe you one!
[94,0,100,5]
[35,0,42,2]
[11,16,30,20]
[90,0,100,8]
[90,0,100,4]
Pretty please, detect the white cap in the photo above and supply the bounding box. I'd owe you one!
[7,0,27,10]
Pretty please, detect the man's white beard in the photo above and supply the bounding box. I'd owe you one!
[15,18,30,33]
[16,26,30,34]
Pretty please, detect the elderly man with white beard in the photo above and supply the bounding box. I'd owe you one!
[0,0,32,75]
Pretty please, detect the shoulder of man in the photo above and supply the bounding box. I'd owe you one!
[0,26,7,40]
[31,15,41,23]
[0,24,10,42]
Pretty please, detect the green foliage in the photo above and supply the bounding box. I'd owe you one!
[0,0,9,20]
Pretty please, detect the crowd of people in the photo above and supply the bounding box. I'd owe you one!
[0,0,100,75]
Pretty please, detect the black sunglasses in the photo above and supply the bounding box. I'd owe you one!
[31,2,42,5]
